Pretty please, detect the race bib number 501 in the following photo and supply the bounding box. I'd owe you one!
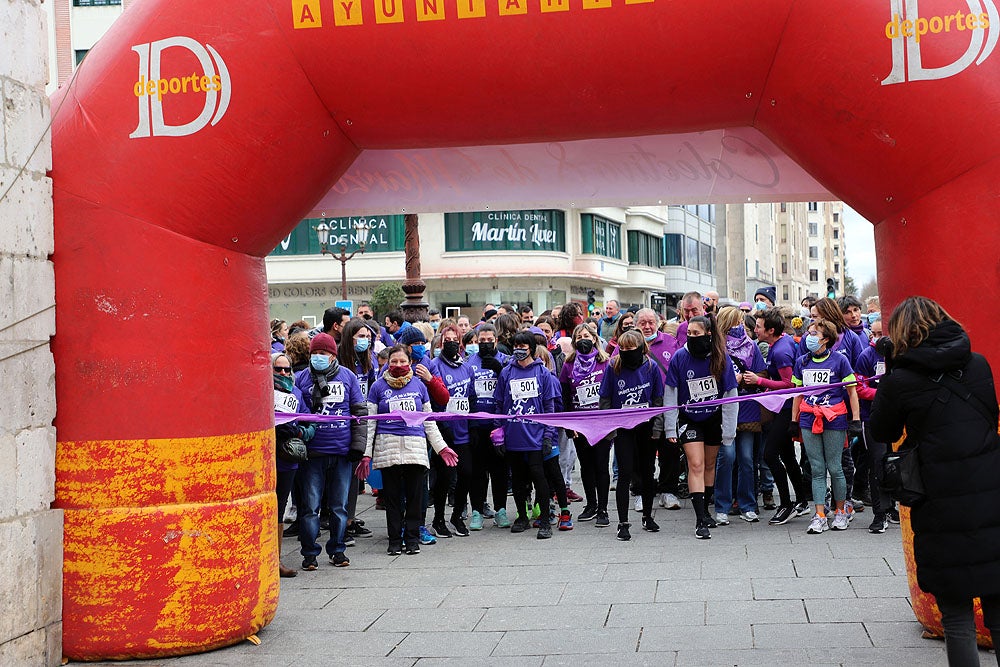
[511,377,539,401]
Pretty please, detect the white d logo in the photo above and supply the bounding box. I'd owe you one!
[130,36,231,138]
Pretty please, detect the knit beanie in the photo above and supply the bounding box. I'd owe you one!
[309,332,338,355]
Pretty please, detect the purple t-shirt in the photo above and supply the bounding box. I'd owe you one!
[598,358,665,409]
[296,365,364,456]
[559,357,609,411]
[426,356,478,445]
[854,344,886,421]
[466,352,509,416]
[729,348,767,424]
[766,334,798,382]
[792,352,856,430]
[496,358,559,451]
[665,347,738,421]
[368,374,433,438]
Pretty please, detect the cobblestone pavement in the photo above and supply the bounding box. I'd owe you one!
[93,490,997,666]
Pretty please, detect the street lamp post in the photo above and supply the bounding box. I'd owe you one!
[315,219,373,301]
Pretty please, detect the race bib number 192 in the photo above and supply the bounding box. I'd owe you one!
[802,369,831,387]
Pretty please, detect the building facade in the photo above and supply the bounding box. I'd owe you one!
[45,0,134,94]
[806,201,847,300]
[265,205,717,324]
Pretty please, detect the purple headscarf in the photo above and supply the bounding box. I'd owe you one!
[570,349,598,384]
[725,326,758,370]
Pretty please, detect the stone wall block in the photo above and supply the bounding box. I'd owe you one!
[0,341,57,437]
[16,427,57,514]
[0,165,54,257]
[0,0,49,88]
[36,510,64,627]
[1,79,51,174]
[0,518,41,645]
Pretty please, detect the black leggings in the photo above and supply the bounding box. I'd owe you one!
[507,449,549,523]
[544,454,568,510]
[575,435,611,511]
[762,406,808,507]
[450,441,473,521]
[429,444,452,524]
[614,423,656,524]
[470,427,508,513]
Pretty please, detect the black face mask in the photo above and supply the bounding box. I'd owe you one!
[443,341,461,359]
[687,335,713,359]
[620,348,643,370]
[574,339,595,355]
[361,314,372,320]
[479,342,496,357]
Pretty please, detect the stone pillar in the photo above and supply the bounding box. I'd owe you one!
[0,0,63,664]
[399,213,428,322]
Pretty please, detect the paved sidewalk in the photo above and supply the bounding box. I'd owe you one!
[95,492,995,666]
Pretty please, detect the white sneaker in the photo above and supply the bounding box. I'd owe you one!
[740,511,760,523]
[634,496,643,512]
[807,514,829,534]
[831,510,850,531]
[714,512,730,526]
[661,493,681,510]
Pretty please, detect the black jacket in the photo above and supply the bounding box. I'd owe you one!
[869,320,1000,597]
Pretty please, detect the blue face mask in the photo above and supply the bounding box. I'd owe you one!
[354,338,370,353]
[411,344,427,360]
[644,333,657,342]
[433,347,442,358]
[754,301,768,311]
[430,321,440,331]
[805,335,823,354]
[465,343,480,356]
[867,312,880,325]
[310,354,331,371]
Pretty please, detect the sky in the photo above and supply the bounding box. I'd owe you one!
[842,204,878,293]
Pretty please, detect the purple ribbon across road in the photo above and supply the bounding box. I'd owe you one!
[275,377,875,445]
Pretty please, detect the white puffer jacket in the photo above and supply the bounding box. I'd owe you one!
[365,403,447,469]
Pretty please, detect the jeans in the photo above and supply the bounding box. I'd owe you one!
[716,430,758,514]
[381,464,427,551]
[935,593,1000,666]
[576,435,611,511]
[298,453,352,558]
[800,428,847,507]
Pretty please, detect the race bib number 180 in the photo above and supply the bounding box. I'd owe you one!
[274,390,299,413]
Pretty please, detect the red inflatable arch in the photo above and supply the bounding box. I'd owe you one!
[51,0,1000,659]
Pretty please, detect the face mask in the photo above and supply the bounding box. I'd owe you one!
[574,339,595,355]
[410,344,427,359]
[431,321,440,331]
[354,338,370,353]
[274,374,293,392]
[478,342,496,357]
[573,315,585,327]
[644,332,657,342]
[620,348,643,370]
[687,335,713,358]
[310,354,331,371]
[360,313,371,320]
[754,301,768,311]
[388,364,410,378]
[465,343,480,357]
[805,335,824,354]
[513,348,530,362]
[443,341,461,359]
[868,312,880,325]
[727,326,745,339]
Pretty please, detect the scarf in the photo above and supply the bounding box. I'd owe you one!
[570,349,598,384]
[310,360,341,409]
[440,354,463,369]
[725,326,758,370]
[848,322,866,337]
[385,369,414,390]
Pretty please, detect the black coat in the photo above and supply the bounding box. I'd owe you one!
[869,320,1000,598]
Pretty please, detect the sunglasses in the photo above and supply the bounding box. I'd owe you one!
[273,367,293,374]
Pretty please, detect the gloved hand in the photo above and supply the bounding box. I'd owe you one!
[788,421,801,440]
[482,357,503,374]
[440,447,459,467]
[541,439,553,458]
[355,456,371,480]
[874,337,893,366]
[848,420,864,437]
[299,423,316,441]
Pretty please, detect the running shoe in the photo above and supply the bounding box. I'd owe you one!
[830,510,850,531]
[868,514,889,534]
[537,525,553,539]
[450,516,470,537]
[405,544,420,555]
[695,521,711,540]
[634,496,643,512]
[793,501,811,517]
[301,555,318,571]
[469,511,484,531]
[740,511,760,523]
[330,553,350,567]
[616,522,631,541]
[807,514,829,534]
[850,497,866,512]
[566,488,584,503]
[595,510,610,527]
[703,513,717,529]
[419,526,437,545]
[558,510,574,531]
[714,512,731,526]
[494,508,512,528]
[769,505,795,525]
[432,520,453,538]
[844,501,856,522]
[642,516,660,532]
[578,505,598,522]
[762,492,777,510]
[482,503,496,519]
[347,522,372,538]
[343,534,356,547]
[660,493,681,510]
[887,508,901,524]
[511,515,531,533]
[387,546,402,556]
